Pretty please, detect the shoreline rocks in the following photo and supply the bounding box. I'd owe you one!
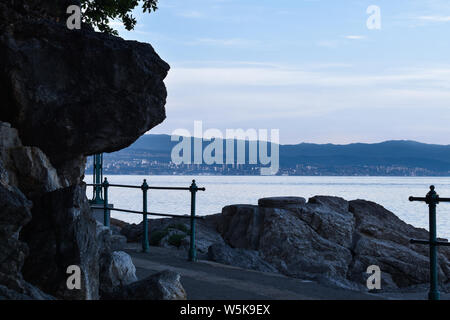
[103,271,187,300]
[115,196,450,293]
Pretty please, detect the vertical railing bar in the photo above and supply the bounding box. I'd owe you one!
[189,179,197,262]
[141,179,150,253]
[428,192,439,300]
[103,177,110,227]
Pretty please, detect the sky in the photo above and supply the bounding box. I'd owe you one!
[111,0,450,145]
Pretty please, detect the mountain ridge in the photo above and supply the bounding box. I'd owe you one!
[91,134,450,176]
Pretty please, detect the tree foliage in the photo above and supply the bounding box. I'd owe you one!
[80,0,158,35]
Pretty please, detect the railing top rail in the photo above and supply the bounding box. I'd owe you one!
[86,183,205,191]
[409,196,450,202]
[110,207,205,219]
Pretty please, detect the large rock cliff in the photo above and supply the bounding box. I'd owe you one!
[0,1,169,299]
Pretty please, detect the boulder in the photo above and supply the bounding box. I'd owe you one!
[208,243,279,273]
[294,196,355,248]
[215,196,450,291]
[100,251,137,295]
[258,204,355,289]
[0,1,169,172]
[0,121,62,196]
[348,200,450,289]
[104,271,187,300]
[218,205,263,250]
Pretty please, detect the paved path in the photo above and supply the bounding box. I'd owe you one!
[124,244,383,300]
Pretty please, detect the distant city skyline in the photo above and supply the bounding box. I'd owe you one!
[112,0,450,145]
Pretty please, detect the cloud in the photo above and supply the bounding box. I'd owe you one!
[417,15,450,22]
[160,63,450,135]
[166,65,450,89]
[344,35,366,40]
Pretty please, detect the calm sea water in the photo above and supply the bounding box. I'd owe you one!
[85,175,450,239]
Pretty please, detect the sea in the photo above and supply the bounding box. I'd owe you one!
[85,175,450,239]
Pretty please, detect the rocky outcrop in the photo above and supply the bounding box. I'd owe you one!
[0,183,32,298]
[215,197,450,291]
[347,200,450,289]
[109,194,450,293]
[0,0,169,300]
[103,271,187,300]
[99,251,137,296]
[20,184,99,300]
[0,122,56,299]
[0,1,169,174]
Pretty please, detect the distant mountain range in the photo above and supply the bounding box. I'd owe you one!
[86,134,450,176]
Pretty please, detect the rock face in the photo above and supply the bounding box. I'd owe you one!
[347,200,450,289]
[20,184,99,300]
[208,243,279,273]
[0,1,169,172]
[216,197,450,291]
[0,1,169,300]
[104,271,187,300]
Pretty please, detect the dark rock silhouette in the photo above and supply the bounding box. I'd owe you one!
[0,1,169,173]
[0,0,169,299]
[20,184,99,299]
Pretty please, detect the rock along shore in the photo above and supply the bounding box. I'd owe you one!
[118,196,450,293]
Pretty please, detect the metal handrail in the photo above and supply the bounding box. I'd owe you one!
[86,178,206,262]
[88,182,205,191]
[106,207,205,220]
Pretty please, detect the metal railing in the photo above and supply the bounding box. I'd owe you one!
[87,178,206,262]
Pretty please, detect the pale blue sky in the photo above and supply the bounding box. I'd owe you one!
[112,0,450,144]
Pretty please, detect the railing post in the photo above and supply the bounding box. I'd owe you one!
[141,179,150,253]
[102,177,110,227]
[189,179,198,262]
[426,186,440,300]
[92,153,104,204]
